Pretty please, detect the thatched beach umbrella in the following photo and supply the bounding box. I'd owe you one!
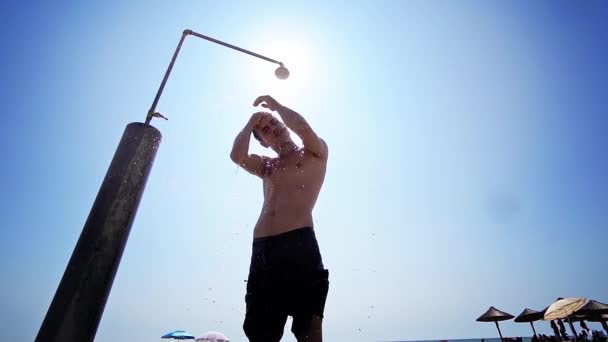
[477,306,514,342]
[585,314,608,322]
[544,297,588,338]
[514,308,543,337]
[568,315,584,322]
[569,301,608,334]
[568,316,594,338]
[572,314,608,334]
[589,314,608,334]
[575,300,608,317]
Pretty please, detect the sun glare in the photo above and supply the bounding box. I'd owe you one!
[246,31,318,100]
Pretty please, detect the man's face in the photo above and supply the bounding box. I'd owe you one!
[254,114,289,148]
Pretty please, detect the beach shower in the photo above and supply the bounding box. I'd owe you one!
[36,29,288,342]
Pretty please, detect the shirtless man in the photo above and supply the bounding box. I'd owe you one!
[230,95,329,342]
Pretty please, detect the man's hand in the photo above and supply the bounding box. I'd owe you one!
[253,95,282,111]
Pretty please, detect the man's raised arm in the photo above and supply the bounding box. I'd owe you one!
[253,95,328,159]
[230,113,266,177]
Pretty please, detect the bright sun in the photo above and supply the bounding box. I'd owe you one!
[245,30,318,101]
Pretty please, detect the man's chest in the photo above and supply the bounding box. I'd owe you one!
[263,156,320,191]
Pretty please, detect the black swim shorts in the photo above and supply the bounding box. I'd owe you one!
[243,227,329,341]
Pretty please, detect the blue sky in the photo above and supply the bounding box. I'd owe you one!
[1,1,607,341]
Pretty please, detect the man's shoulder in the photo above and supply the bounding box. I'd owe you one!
[308,138,328,160]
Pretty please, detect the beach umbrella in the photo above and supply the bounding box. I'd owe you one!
[514,308,544,336]
[575,300,608,317]
[537,298,559,338]
[585,313,608,322]
[544,297,588,320]
[544,297,588,338]
[162,330,196,340]
[568,315,587,322]
[583,314,608,334]
[569,314,607,322]
[477,306,514,342]
[568,314,606,334]
[195,331,230,342]
[570,308,608,334]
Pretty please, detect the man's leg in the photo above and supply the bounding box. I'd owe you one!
[296,315,323,342]
[243,306,287,342]
[243,272,288,342]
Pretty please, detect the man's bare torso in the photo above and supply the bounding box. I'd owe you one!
[254,148,327,238]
